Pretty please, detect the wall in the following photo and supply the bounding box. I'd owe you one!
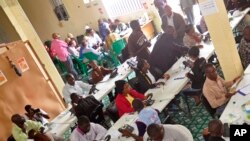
[0,7,20,43]
[18,0,163,42]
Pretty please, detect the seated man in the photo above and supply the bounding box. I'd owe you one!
[136,58,170,93]
[86,28,103,49]
[147,123,193,141]
[114,19,128,34]
[62,73,92,104]
[203,63,240,115]
[89,60,113,84]
[70,115,107,141]
[70,93,102,118]
[203,119,225,141]
[11,114,49,141]
[24,105,50,126]
[183,24,203,48]
[120,99,161,141]
[115,80,150,117]
[79,37,101,60]
[238,25,250,69]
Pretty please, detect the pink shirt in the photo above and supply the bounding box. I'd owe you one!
[203,76,233,108]
[51,39,69,61]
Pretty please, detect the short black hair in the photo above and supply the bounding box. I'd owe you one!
[86,28,93,34]
[130,20,140,31]
[204,63,214,73]
[208,119,223,134]
[132,98,144,112]
[77,115,90,125]
[70,93,78,101]
[65,73,74,80]
[24,105,32,112]
[147,123,162,137]
[114,19,120,22]
[188,46,200,58]
[115,80,127,94]
[185,24,194,33]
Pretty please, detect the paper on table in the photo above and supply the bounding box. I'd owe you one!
[238,84,250,96]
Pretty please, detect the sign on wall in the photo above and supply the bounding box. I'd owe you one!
[17,57,29,72]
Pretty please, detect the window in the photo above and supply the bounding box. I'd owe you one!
[102,0,144,18]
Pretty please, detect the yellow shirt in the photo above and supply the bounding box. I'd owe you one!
[125,94,134,105]
[105,33,120,50]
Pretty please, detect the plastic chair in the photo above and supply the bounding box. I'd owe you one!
[201,94,216,118]
[53,56,67,79]
[71,55,89,76]
[111,39,126,66]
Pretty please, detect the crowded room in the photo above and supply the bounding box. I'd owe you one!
[1,0,250,140]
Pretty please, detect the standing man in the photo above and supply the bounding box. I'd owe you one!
[180,0,196,25]
[154,0,168,24]
[162,5,186,45]
[128,20,151,61]
[51,33,79,78]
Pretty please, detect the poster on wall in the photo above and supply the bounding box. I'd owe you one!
[17,57,29,72]
[0,70,7,86]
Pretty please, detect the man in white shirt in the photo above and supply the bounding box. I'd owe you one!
[62,73,92,103]
[86,28,102,49]
[70,115,107,141]
[147,123,193,141]
[162,5,186,45]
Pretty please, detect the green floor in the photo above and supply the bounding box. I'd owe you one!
[168,97,213,141]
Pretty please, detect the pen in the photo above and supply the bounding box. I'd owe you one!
[174,77,185,80]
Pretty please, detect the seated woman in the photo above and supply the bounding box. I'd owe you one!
[136,58,170,93]
[183,47,206,105]
[114,80,150,117]
[183,24,203,48]
[105,27,120,51]
[68,39,79,57]
[89,60,112,84]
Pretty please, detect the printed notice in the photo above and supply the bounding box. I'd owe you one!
[17,57,29,72]
[199,0,218,16]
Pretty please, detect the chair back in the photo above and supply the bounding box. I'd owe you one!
[71,55,88,75]
[201,94,216,118]
[112,39,126,55]
[84,52,99,61]
[90,104,105,124]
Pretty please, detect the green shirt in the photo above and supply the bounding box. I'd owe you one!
[12,120,42,141]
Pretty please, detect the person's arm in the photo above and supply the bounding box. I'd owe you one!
[100,67,113,75]
[95,33,102,44]
[62,87,71,104]
[203,88,228,108]
[92,123,108,140]
[136,71,157,93]
[79,81,92,92]
[116,96,135,114]
[130,89,145,100]
[12,126,28,141]
[38,109,50,119]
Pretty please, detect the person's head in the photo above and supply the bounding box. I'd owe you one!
[70,93,81,103]
[130,20,141,31]
[77,115,91,134]
[132,98,144,112]
[65,37,71,44]
[137,58,150,73]
[89,60,98,69]
[188,46,200,60]
[108,18,113,24]
[86,28,95,36]
[164,4,173,17]
[52,33,60,39]
[68,39,77,47]
[161,24,176,38]
[44,41,51,48]
[208,119,224,136]
[65,73,75,85]
[109,24,117,32]
[67,33,74,38]
[98,19,103,25]
[243,26,250,42]
[114,19,120,26]
[81,37,89,48]
[154,0,167,10]
[185,24,195,35]
[11,114,26,128]
[147,123,164,141]
[115,80,130,95]
[205,63,217,81]
[24,104,34,114]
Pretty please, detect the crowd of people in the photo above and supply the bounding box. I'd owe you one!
[9,0,250,141]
